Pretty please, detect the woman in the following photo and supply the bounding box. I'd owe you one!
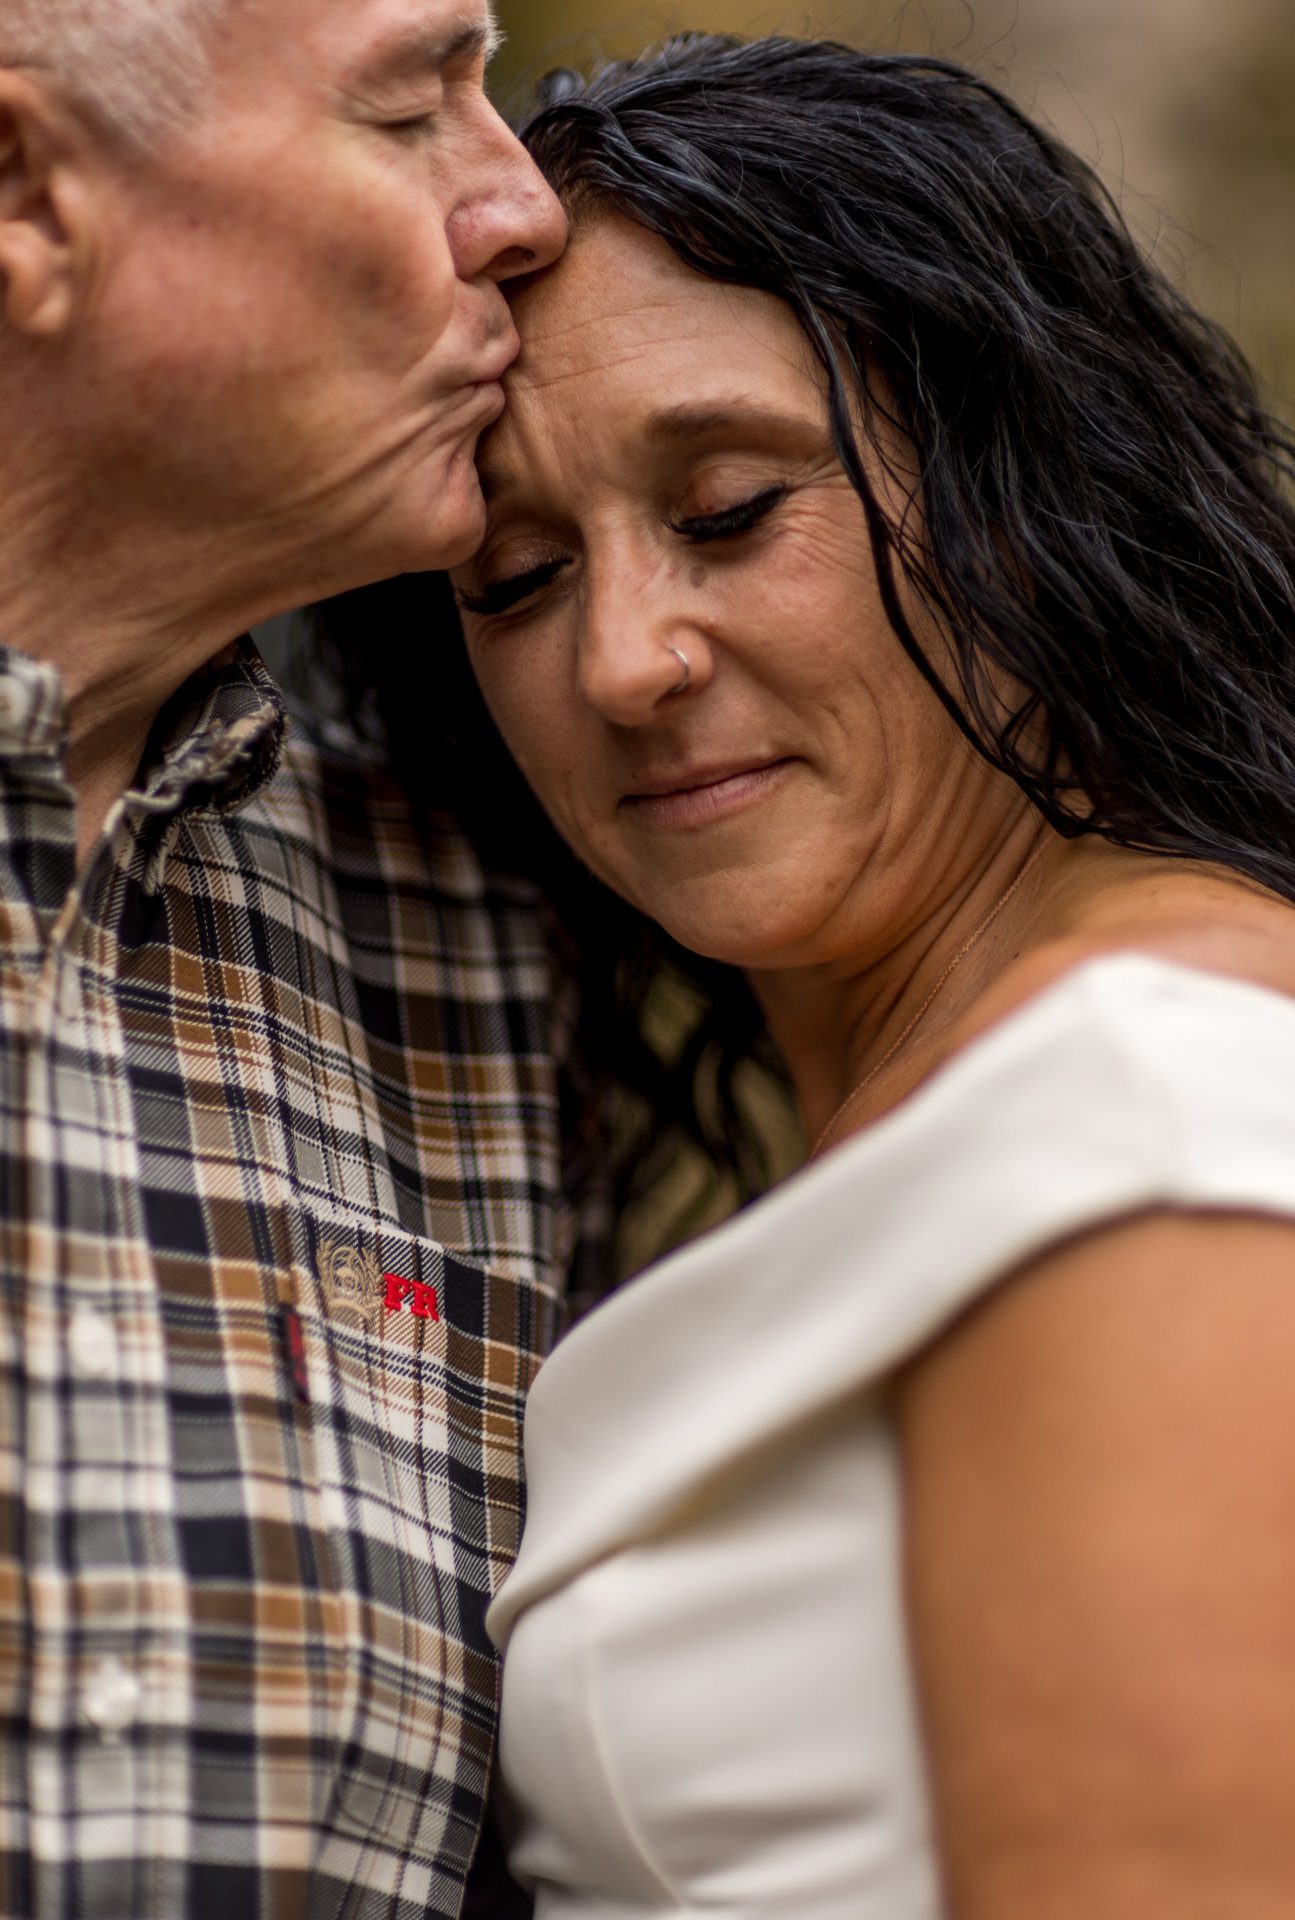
[325,32,1295,1919]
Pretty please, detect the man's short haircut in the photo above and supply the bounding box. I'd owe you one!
[0,0,224,145]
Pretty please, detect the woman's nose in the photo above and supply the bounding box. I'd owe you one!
[577,601,712,728]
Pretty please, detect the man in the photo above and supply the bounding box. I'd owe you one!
[0,1,575,1913]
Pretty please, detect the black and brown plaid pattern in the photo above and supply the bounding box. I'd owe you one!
[0,639,589,1919]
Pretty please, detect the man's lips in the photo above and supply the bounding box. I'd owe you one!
[471,331,522,386]
[619,757,796,827]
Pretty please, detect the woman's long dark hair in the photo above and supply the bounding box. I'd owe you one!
[313,35,1295,1243]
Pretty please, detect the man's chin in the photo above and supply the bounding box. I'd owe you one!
[306,445,488,595]
[367,472,487,580]
[419,508,487,575]
[409,453,489,572]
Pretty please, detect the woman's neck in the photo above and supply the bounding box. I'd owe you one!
[749,817,1058,1149]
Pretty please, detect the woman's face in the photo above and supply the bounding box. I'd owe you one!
[455,212,997,972]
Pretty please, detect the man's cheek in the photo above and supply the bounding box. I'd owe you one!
[328,216,458,347]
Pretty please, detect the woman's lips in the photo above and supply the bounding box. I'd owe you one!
[619,758,795,829]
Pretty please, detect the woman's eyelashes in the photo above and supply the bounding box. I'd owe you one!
[458,557,571,618]
[669,482,790,542]
[461,484,791,620]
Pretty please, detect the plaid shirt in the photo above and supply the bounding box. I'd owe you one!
[0,637,592,1919]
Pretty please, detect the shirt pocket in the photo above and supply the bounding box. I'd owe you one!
[290,1215,542,1873]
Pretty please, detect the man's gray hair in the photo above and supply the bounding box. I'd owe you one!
[0,0,225,144]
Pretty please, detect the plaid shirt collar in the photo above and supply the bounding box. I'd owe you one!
[0,635,286,816]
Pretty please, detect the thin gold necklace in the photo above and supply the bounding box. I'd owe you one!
[810,837,1047,1159]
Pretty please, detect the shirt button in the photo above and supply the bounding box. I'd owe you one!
[83,1659,140,1739]
[69,1308,117,1381]
[0,673,33,736]
[58,969,82,1023]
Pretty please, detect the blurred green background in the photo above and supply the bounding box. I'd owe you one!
[491,0,1295,417]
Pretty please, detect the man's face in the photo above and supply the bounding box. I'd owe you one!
[75,0,566,595]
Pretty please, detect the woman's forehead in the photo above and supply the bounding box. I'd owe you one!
[508,211,806,380]
[495,219,817,479]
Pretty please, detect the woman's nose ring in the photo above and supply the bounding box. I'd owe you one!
[666,647,691,696]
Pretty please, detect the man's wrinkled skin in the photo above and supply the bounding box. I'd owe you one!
[0,0,566,856]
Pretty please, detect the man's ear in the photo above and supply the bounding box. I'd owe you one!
[0,69,96,341]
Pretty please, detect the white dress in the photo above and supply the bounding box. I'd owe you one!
[486,956,1295,1919]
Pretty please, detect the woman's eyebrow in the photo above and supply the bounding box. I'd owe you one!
[474,397,824,503]
[643,400,818,446]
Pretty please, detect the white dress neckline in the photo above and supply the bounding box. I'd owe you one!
[492,951,1295,1646]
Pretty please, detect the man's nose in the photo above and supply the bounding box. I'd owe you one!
[451,103,568,284]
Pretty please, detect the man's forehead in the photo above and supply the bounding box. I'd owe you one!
[317,0,501,79]
[357,12,500,83]
[228,0,498,85]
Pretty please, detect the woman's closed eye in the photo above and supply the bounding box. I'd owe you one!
[669,483,790,543]
[457,556,572,619]
[459,483,789,620]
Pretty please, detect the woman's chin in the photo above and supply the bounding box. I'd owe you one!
[647,903,829,973]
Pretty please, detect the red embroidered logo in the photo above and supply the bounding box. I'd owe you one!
[279,1304,310,1404]
[382,1274,441,1320]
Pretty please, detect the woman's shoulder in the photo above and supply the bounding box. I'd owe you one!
[896,882,1295,1920]
[844,865,1295,1289]
[949,857,1295,1059]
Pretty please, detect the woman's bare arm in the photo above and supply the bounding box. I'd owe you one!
[897,1210,1295,1920]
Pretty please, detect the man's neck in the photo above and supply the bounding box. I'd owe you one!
[0,482,280,867]
[0,575,244,869]
[60,668,179,867]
